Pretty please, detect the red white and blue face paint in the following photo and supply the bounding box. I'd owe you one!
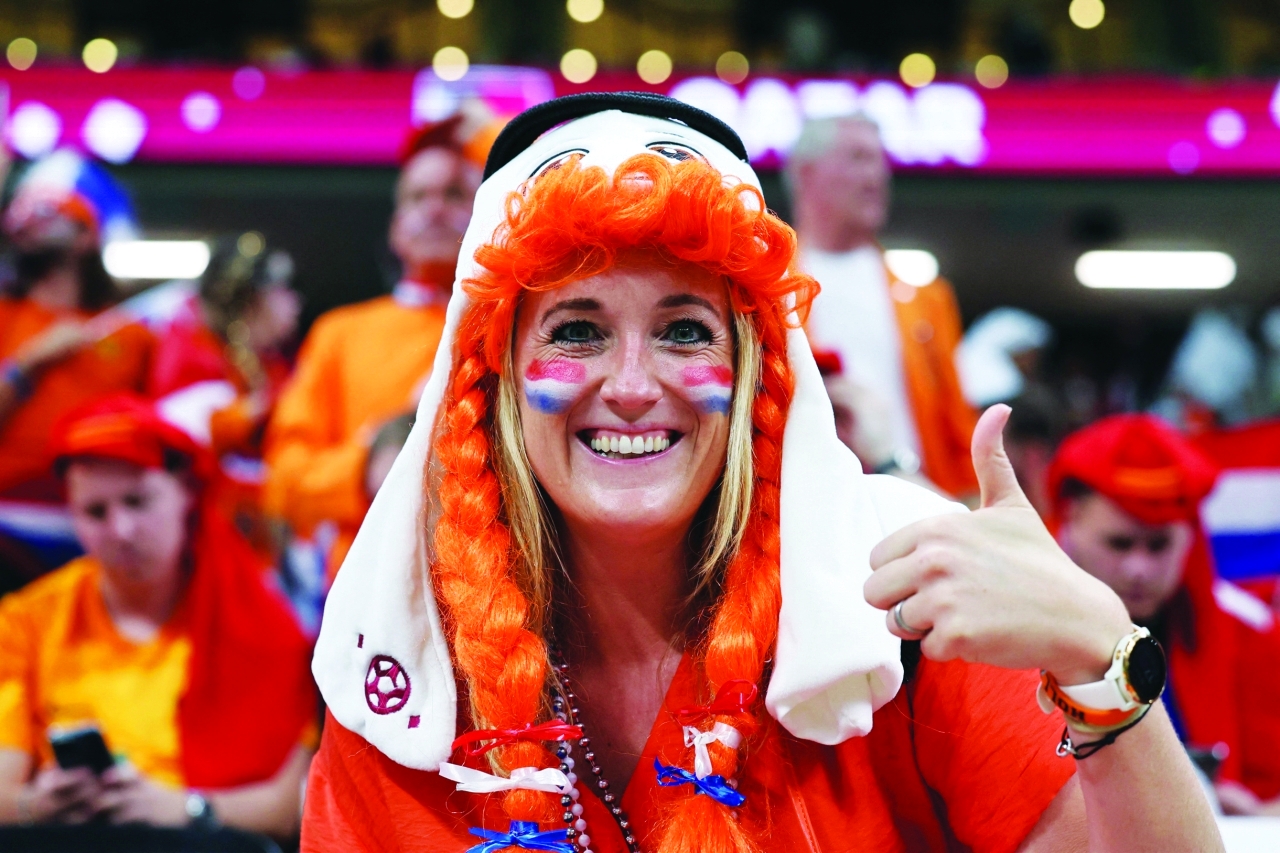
[524,358,587,414]
[681,365,733,415]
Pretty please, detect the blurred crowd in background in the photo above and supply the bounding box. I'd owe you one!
[0,0,1278,849]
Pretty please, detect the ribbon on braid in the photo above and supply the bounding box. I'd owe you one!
[466,821,575,853]
[672,680,759,725]
[683,723,743,779]
[452,721,584,758]
[654,759,746,808]
[440,763,573,794]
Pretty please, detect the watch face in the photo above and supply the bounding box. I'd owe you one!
[1126,635,1167,704]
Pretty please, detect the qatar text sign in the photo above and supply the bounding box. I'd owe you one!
[4,65,1280,176]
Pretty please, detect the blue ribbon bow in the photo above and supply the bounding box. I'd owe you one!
[466,821,575,853]
[653,758,747,808]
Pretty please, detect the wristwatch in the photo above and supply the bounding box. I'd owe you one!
[185,791,218,828]
[872,447,921,476]
[1040,625,1166,717]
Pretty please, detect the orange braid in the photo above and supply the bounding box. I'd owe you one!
[432,302,560,823]
[652,298,795,853]
[433,154,814,840]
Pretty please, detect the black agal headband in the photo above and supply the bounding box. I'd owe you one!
[483,91,750,180]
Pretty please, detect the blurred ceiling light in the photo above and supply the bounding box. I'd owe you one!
[437,0,474,19]
[637,50,672,85]
[716,51,749,85]
[974,54,1008,88]
[232,66,266,100]
[432,46,469,82]
[103,241,212,280]
[82,38,118,73]
[81,98,147,163]
[7,38,36,71]
[9,102,61,158]
[1206,107,1245,149]
[560,48,597,84]
[899,53,935,89]
[1075,251,1235,290]
[180,92,221,133]
[567,0,604,24]
[1167,140,1199,175]
[885,249,939,286]
[1069,0,1105,29]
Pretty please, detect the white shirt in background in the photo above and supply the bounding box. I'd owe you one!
[802,245,922,457]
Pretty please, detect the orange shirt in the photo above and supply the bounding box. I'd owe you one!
[264,295,447,573]
[888,270,979,499]
[302,654,1074,853]
[0,555,318,788]
[0,299,153,496]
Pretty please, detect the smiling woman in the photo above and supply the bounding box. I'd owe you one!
[303,94,1222,853]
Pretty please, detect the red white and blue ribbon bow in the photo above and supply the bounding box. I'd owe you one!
[465,821,575,853]
[653,758,746,808]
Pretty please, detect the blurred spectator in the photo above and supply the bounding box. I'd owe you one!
[788,115,978,499]
[957,307,1064,516]
[149,233,301,554]
[264,109,493,578]
[0,151,153,587]
[1154,308,1259,431]
[1260,306,1280,415]
[1049,414,1280,815]
[814,348,939,493]
[0,395,315,835]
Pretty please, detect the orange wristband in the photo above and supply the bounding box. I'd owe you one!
[1038,670,1142,731]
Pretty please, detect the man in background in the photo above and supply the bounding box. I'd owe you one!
[1049,414,1280,815]
[788,115,977,498]
[264,111,492,578]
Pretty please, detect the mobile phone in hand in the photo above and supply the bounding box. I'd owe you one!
[49,726,115,775]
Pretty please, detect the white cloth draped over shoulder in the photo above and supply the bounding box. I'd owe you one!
[310,109,966,772]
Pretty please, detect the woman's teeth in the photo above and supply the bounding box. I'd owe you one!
[589,433,671,456]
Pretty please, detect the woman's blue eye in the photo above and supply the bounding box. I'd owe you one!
[665,320,711,345]
[553,321,599,343]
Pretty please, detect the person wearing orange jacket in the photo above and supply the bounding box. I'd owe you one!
[0,151,153,585]
[1049,414,1280,815]
[263,111,492,578]
[788,115,978,499]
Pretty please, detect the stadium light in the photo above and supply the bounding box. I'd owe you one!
[1075,250,1236,290]
[885,249,939,286]
[103,240,211,280]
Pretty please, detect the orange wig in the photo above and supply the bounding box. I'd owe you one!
[430,152,817,853]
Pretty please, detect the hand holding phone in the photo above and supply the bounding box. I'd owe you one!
[49,726,115,775]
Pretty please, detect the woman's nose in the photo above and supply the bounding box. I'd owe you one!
[599,337,662,413]
[107,506,138,541]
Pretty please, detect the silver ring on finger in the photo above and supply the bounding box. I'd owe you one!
[893,598,928,638]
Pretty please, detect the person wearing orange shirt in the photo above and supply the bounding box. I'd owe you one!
[0,150,153,586]
[264,114,490,577]
[149,233,301,554]
[788,115,978,499]
[1049,414,1280,815]
[0,394,316,836]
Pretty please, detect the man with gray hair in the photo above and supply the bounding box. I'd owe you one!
[788,114,978,498]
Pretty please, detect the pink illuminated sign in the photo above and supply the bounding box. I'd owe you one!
[4,65,1280,176]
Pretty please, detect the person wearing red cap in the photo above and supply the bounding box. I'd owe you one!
[0,394,316,835]
[1049,413,1280,815]
[263,110,494,578]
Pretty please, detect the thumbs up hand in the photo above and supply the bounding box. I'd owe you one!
[864,405,1131,684]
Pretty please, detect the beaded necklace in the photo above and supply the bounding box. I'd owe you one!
[550,652,643,853]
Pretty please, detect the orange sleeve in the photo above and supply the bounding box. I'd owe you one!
[909,659,1075,853]
[920,279,979,496]
[0,590,37,758]
[263,317,370,534]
